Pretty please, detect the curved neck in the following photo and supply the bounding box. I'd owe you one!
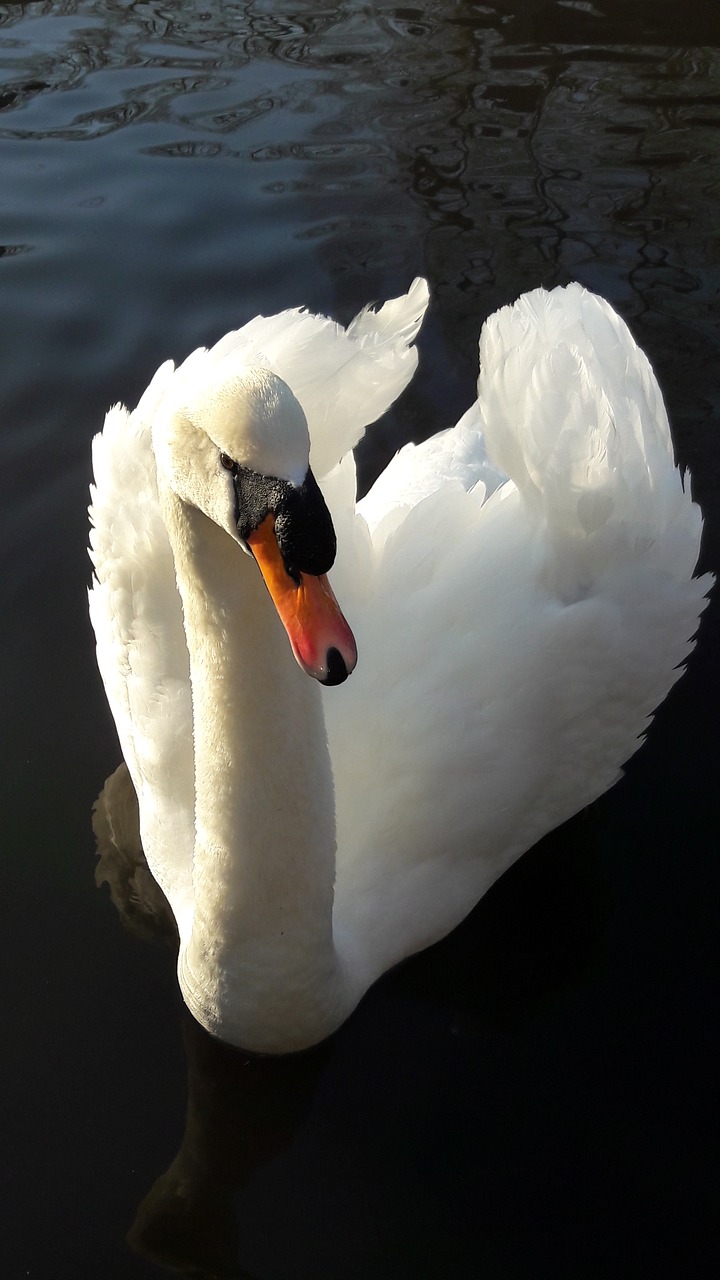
[160,487,354,1051]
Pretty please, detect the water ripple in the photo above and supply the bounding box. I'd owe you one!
[0,0,719,585]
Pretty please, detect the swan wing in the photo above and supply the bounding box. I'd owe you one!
[88,282,430,933]
[358,398,509,546]
[89,362,195,927]
[170,277,429,480]
[324,285,709,987]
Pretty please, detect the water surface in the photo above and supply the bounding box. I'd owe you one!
[1,2,719,1277]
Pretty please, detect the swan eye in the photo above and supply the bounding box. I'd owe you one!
[220,452,236,472]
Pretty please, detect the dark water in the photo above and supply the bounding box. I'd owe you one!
[1,2,719,1277]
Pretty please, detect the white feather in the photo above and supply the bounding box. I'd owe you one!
[89,281,709,1052]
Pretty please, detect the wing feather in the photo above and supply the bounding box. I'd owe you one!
[325,285,709,984]
[89,363,195,925]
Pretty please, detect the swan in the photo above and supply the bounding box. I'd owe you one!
[88,279,708,1054]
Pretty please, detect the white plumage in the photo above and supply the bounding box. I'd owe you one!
[89,279,708,1053]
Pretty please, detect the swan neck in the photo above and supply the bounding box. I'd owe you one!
[161,486,352,1051]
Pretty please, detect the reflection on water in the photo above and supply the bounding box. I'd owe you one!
[95,762,610,1280]
[1,2,717,316]
[128,1020,331,1279]
[2,2,719,1277]
[93,763,177,944]
[95,763,329,1277]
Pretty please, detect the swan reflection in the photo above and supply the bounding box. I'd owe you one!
[128,1018,331,1278]
[94,726,628,1279]
[94,763,332,1278]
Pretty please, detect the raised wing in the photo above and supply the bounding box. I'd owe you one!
[89,362,196,929]
[325,286,708,986]
[175,277,430,479]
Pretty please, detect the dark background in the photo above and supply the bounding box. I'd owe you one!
[1,2,718,1277]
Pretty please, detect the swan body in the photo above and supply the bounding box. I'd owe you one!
[89,280,708,1053]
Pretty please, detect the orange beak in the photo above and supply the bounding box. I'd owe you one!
[246,514,358,685]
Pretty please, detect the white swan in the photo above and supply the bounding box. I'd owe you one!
[89,279,708,1053]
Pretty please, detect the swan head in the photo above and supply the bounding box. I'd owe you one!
[155,361,357,685]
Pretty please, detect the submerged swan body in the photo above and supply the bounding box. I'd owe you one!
[89,280,708,1052]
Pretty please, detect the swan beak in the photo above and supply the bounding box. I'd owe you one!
[246,514,358,686]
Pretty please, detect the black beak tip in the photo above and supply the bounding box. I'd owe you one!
[320,647,350,687]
